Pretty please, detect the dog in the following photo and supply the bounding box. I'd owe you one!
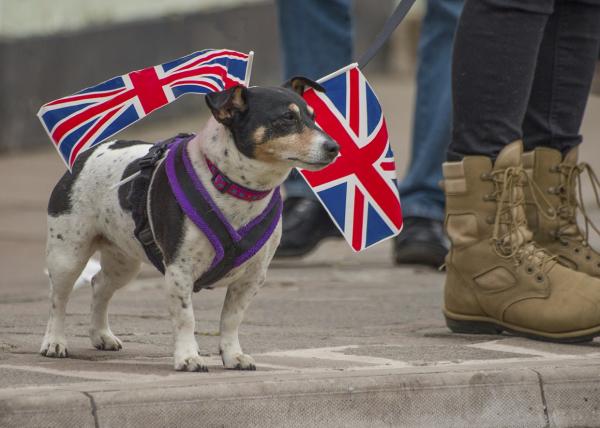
[40,78,339,371]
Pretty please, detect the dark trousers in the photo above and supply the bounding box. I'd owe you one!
[448,0,600,160]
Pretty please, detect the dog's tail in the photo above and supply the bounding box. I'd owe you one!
[43,258,101,290]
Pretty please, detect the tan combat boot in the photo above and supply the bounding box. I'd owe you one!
[523,147,600,278]
[443,141,600,342]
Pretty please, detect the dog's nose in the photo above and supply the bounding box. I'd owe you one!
[323,139,340,157]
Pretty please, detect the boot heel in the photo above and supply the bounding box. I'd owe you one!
[445,315,503,335]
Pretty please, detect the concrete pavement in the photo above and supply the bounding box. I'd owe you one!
[1,77,600,427]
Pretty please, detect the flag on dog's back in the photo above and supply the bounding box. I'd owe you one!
[299,64,403,251]
[38,49,250,170]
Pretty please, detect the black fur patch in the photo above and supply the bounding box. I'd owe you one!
[47,143,105,217]
[118,159,142,213]
[109,140,152,151]
[149,161,185,264]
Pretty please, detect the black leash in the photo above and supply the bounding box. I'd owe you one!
[357,0,418,69]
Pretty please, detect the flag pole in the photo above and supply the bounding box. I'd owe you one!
[316,63,358,84]
[244,51,254,87]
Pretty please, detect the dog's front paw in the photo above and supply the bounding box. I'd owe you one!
[90,329,123,351]
[40,338,69,358]
[174,353,208,372]
[222,352,256,371]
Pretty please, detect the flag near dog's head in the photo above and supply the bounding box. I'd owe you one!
[37,49,250,170]
[299,64,403,251]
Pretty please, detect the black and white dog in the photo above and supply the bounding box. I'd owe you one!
[41,78,338,371]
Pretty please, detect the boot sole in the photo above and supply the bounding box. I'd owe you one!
[444,309,600,343]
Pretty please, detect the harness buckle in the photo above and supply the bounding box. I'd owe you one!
[139,143,169,169]
[138,227,155,246]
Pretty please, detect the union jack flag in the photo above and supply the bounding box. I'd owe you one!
[38,49,250,170]
[300,64,403,251]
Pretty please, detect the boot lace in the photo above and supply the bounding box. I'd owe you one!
[487,166,557,275]
[555,162,600,248]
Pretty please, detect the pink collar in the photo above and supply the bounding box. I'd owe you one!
[204,156,272,201]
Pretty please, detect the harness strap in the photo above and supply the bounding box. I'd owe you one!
[165,138,282,291]
[130,133,195,274]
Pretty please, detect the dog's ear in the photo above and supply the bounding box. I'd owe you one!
[205,85,248,126]
[283,76,325,96]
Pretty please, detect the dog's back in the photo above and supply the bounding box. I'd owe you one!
[48,141,153,259]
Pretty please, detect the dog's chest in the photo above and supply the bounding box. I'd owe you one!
[149,139,282,289]
[173,213,281,288]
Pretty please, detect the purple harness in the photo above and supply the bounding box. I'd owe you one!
[132,135,282,291]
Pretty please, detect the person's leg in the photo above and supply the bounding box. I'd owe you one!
[277,0,353,201]
[394,0,463,267]
[275,0,353,258]
[442,0,600,342]
[521,0,600,279]
[522,0,600,154]
[399,0,463,223]
[448,0,553,160]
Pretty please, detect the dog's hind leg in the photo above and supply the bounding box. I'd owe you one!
[41,223,95,358]
[90,246,140,351]
[219,269,266,371]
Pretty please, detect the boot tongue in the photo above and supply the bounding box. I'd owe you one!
[563,147,578,167]
[493,141,533,250]
[493,140,523,171]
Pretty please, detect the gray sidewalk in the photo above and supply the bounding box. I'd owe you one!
[1,77,600,427]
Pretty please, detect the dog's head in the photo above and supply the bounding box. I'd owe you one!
[205,77,339,171]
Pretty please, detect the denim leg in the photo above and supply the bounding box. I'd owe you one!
[398,0,463,222]
[277,0,353,199]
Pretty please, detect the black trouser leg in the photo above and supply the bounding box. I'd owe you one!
[522,0,600,155]
[448,0,553,160]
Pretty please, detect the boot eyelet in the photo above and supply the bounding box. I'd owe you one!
[586,255,591,261]
[525,266,534,274]
[535,275,544,283]
[575,248,581,254]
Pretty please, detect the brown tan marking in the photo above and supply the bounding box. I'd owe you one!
[254,126,317,163]
[253,126,266,144]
